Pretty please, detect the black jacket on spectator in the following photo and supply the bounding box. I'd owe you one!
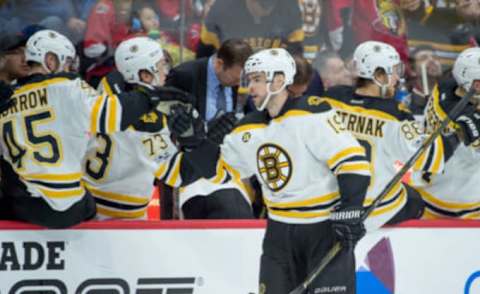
[165,57,238,121]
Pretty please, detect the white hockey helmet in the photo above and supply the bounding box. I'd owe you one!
[353,41,402,80]
[25,29,76,73]
[243,48,296,110]
[115,36,165,86]
[453,47,480,93]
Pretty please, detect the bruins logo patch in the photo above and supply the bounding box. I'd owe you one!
[257,143,292,191]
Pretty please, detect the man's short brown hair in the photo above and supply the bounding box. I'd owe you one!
[217,39,253,68]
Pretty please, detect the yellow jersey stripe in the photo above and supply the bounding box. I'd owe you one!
[154,162,168,179]
[211,159,227,184]
[431,137,444,173]
[413,148,428,171]
[38,187,85,199]
[165,153,183,187]
[268,208,330,219]
[370,187,407,217]
[96,206,147,219]
[364,182,403,206]
[101,78,114,96]
[107,95,118,133]
[265,191,340,209]
[322,98,399,121]
[431,86,457,130]
[336,162,371,174]
[14,77,70,95]
[86,184,149,205]
[23,172,82,182]
[232,123,267,134]
[418,188,480,210]
[327,146,365,168]
[272,110,311,123]
[90,95,106,134]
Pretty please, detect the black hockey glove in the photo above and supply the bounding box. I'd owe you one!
[330,206,366,249]
[207,111,238,145]
[168,104,205,150]
[139,85,195,111]
[0,81,14,113]
[455,108,480,146]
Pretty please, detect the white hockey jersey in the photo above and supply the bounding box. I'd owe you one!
[217,96,371,224]
[322,86,447,230]
[84,77,181,219]
[412,81,480,219]
[0,74,124,212]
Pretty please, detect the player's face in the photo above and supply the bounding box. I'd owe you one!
[1,47,29,79]
[218,64,243,87]
[247,72,268,108]
[154,58,169,86]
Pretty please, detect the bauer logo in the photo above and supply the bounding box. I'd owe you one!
[465,271,480,294]
[7,277,198,294]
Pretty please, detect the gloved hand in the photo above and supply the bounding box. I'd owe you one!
[0,81,14,113]
[168,104,206,149]
[138,85,195,111]
[330,206,366,249]
[207,111,238,145]
[454,107,480,146]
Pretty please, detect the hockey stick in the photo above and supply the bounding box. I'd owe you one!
[288,86,476,294]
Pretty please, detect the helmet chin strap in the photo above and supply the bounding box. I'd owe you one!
[372,75,391,98]
[256,81,286,111]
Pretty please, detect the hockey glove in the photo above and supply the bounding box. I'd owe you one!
[455,108,480,146]
[0,81,14,113]
[330,206,366,249]
[168,104,205,150]
[207,111,238,145]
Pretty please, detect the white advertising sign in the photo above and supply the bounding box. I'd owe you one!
[0,221,479,294]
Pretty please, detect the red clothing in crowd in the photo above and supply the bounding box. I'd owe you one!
[83,0,134,81]
[327,0,409,63]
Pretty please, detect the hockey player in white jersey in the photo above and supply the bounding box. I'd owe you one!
[412,47,480,219]
[186,48,371,293]
[0,30,173,228]
[321,41,474,231]
[85,36,208,219]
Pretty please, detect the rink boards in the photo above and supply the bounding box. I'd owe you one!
[0,219,479,294]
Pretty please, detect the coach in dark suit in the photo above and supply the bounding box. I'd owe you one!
[166,39,252,122]
[165,39,254,220]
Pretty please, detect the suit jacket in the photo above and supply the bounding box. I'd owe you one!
[166,57,238,120]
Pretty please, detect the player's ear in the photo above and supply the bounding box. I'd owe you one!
[373,68,387,84]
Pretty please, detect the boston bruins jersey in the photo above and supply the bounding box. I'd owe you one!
[322,86,449,230]
[216,96,371,224]
[0,73,133,212]
[412,81,480,219]
[84,73,184,219]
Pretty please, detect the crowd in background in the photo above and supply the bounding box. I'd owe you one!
[0,0,479,222]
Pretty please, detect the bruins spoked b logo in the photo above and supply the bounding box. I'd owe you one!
[257,143,292,191]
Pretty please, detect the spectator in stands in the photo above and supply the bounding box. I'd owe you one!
[327,0,410,63]
[299,0,324,61]
[166,39,255,219]
[154,0,202,53]
[83,0,137,86]
[0,34,28,84]
[288,55,314,97]
[313,50,352,90]
[405,0,478,69]
[0,0,85,42]
[197,0,304,58]
[408,45,443,117]
[137,4,195,66]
